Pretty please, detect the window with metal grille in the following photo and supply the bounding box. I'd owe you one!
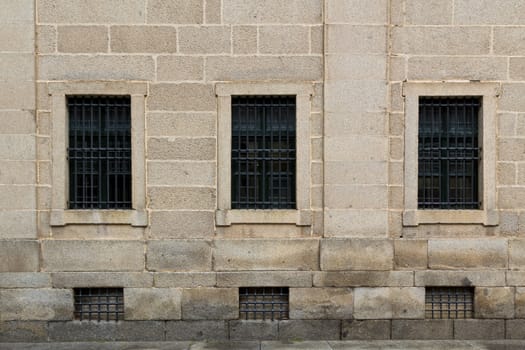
[74,287,124,322]
[425,287,474,319]
[239,287,289,320]
[418,96,481,209]
[231,96,296,209]
[68,96,132,209]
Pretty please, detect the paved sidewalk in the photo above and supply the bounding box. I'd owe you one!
[2,340,525,350]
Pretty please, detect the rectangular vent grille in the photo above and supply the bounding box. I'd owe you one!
[74,287,124,322]
[239,287,289,320]
[425,287,474,319]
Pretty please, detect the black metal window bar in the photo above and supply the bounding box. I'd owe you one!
[74,288,124,322]
[418,96,481,209]
[239,287,289,320]
[231,96,296,209]
[425,287,474,319]
[68,96,132,209]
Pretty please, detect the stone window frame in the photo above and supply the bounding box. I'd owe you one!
[215,82,313,226]
[402,82,499,227]
[49,81,148,226]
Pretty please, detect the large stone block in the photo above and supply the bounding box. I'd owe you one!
[147,0,203,24]
[415,270,505,287]
[498,139,525,161]
[178,26,230,54]
[217,272,312,287]
[0,23,34,52]
[111,26,177,53]
[148,83,215,111]
[407,56,507,81]
[147,112,215,137]
[148,161,215,186]
[326,25,386,54]
[500,84,525,112]
[475,287,514,319]
[51,272,153,288]
[326,55,387,81]
[125,288,182,320]
[342,320,390,341]
[205,0,221,23]
[154,272,216,288]
[150,210,214,239]
[36,25,56,53]
[0,0,34,23]
[0,111,35,135]
[324,209,388,237]
[454,0,525,24]
[147,137,215,160]
[516,287,525,318]
[147,240,212,272]
[0,321,48,342]
[0,161,36,184]
[233,26,257,54]
[354,287,425,319]
[42,240,144,272]
[507,320,525,339]
[38,55,155,81]
[229,321,278,340]
[391,26,490,55]
[0,211,37,239]
[259,26,309,54]
[321,239,393,271]
[405,0,452,24]
[494,27,525,55]
[510,239,525,269]
[392,320,453,340]
[0,135,35,161]
[394,240,427,270]
[57,25,107,53]
[181,288,238,320]
[206,56,323,82]
[0,273,50,288]
[213,239,319,271]
[0,241,39,272]
[509,58,525,81]
[0,288,73,321]
[157,56,204,82]
[325,185,387,209]
[223,0,322,24]
[148,187,216,210]
[38,0,145,23]
[327,0,387,24]
[290,288,353,319]
[0,53,34,81]
[313,271,413,287]
[278,320,341,340]
[325,135,388,162]
[48,321,165,341]
[428,239,508,269]
[166,320,228,341]
[454,320,505,340]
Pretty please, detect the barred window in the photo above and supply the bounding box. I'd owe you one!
[239,287,289,320]
[74,287,124,322]
[68,96,132,209]
[425,287,474,319]
[231,96,296,209]
[418,97,481,209]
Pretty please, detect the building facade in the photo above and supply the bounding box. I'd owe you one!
[1,0,525,341]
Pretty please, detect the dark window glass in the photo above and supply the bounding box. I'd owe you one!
[239,287,289,320]
[425,287,474,319]
[231,96,296,209]
[74,287,124,322]
[68,96,132,209]
[418,97,481,209]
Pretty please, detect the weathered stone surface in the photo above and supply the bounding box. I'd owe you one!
[150,211,214,239]
[326,55,387,81]
[0,135,35,161]
[233,26,257,54]
[147,138,216,160]
[507,319,525,339]
[0,23,34,52]
[147,0,203,24]
[0,161,36,184]
[111,26,176,53]
[148,162,215,186]
[179,26,230,54]
[181,288,238,320]
[259,26,309,54]
[415,270,505,287]
[166,320,229,341]
[147,112,215,137]
[154,273,216,288]
[405,0,452,24]
[455,0,525,24]
[354,287,425,319]
[290,288,352,319]
[217,272,312,287]
[213,239,319,271]
[341,320,391,340]
[325,185,387,209]
[0,321,48,342]
[500,84,525,112]
[510,240,525,269]
[0,273,50,288]
[148,84,215,111]
[57,25,107,53]
[394,240,428,270]
[51,272,153,288]
[0,241,39,272]
[157,56,204,82]
[38,0,145,23]
[313,271,413,287]
[147,240,212,272]
[392,320,453,340]
[407,56,507,81]
[324,210,389,237]
[0,53,34,81]
[454,320,505,340]
[148,187,216,210]
[327,0,387,24]
[125,288,182,320]
[326,25,386,54]
[428,239,508,269]
[321,239,393,271]
[516,287,525,318]
[48,321,165,341]
[0,111,35,135]
[36,25,55,53]
[0,289,73,321]
[229,321,278,340]
[42,240,144,272]
[474,287,514,319]
[0,211,36,239]
[223,0,322,24]
[494,27,525,55]
[278,320,341,340]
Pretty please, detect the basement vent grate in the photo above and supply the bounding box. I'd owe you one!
[425,286,474,319]
[74,287,124,322]
[239,287,289,321]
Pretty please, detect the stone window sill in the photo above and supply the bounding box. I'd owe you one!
[50,209,148,227]
[215,209,312,226]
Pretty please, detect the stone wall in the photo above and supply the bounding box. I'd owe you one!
[2,0,525,342]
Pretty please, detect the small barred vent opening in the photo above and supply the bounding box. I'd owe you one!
[74,288,124,322]
[239,287,289,320]
[425,287,474,319]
